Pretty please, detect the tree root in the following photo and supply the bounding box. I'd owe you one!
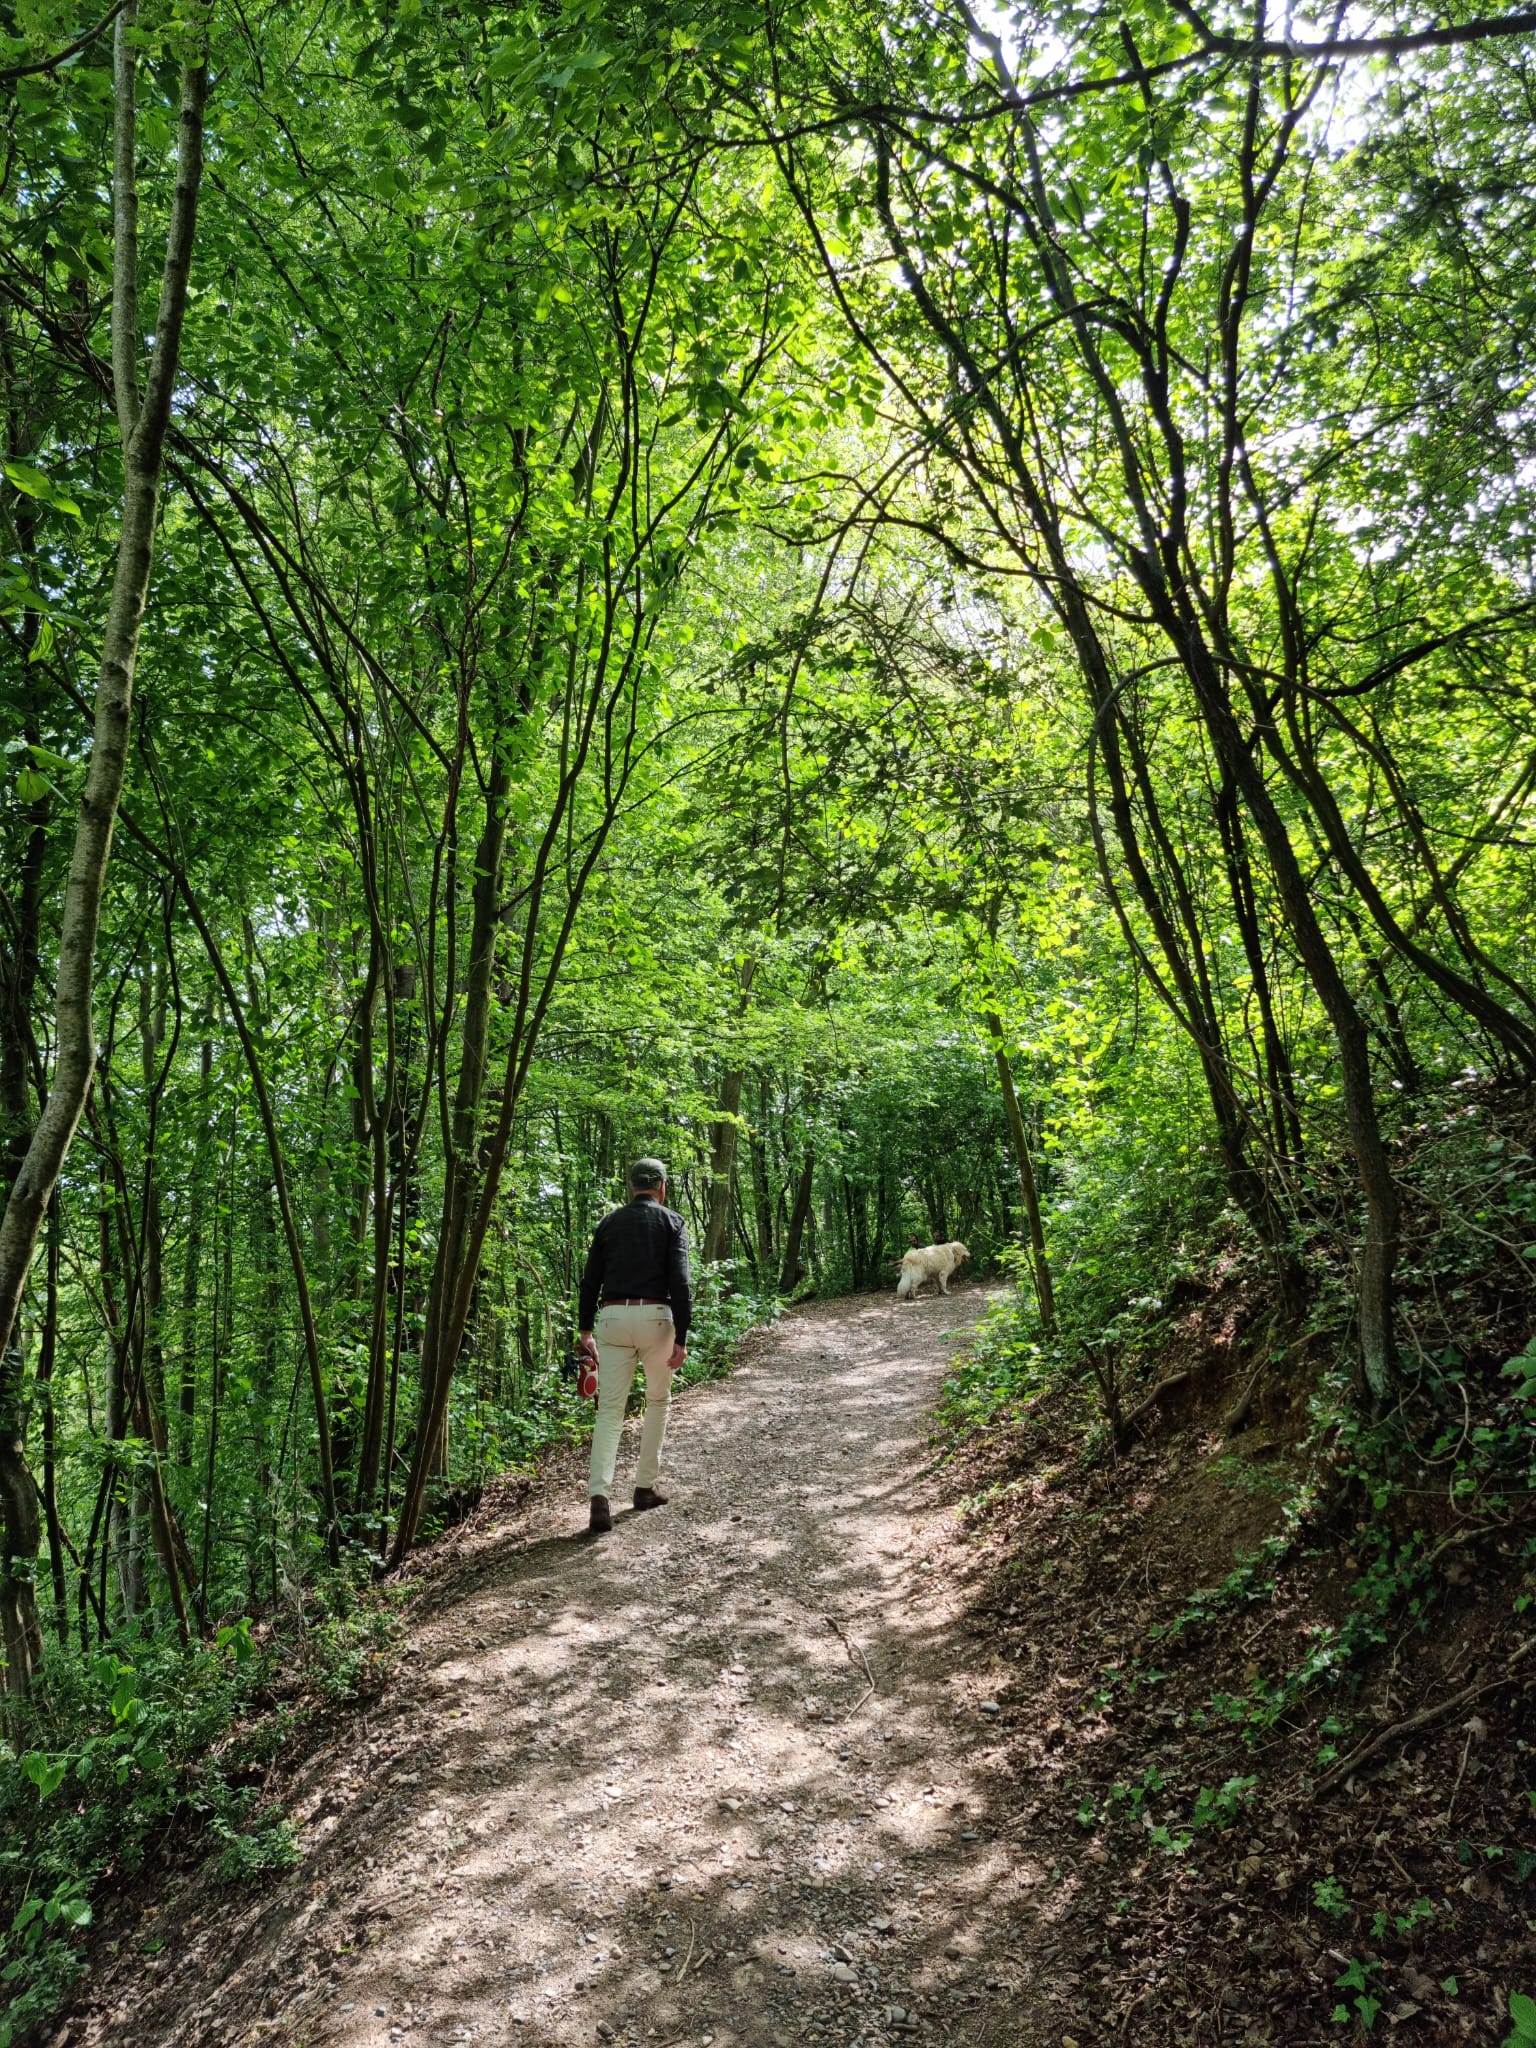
[1312,1637,1535,1797]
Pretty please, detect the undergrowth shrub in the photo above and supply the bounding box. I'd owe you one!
[677,1262,783,1382]
[0,1561,405,2045]
[447,1335,592,1480]
[285,1553,410,1703]
[0,1621,265,2045]
[938,1094,1235,1438]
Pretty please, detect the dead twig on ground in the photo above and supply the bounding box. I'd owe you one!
[1120,1985,1153,2037]
[674,1921,698,1984]
[824,1613,877,1720]
[1445,1721,1476,1825]
[1313,1638,1534,1797]
[1239,1611,1277,1654]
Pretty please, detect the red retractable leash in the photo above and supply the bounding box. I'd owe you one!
[577,1336,599,1401]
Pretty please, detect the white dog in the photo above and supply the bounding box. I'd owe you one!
[896,1240,971,1299]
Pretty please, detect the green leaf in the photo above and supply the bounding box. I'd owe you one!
[21,1753,67,1799]
[2,458,81,518]
[216,1617,256,1664]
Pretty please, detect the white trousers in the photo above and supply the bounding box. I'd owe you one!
[588,1303,675,1499]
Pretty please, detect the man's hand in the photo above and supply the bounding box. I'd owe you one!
[579,1331,598,1361]
[669,1342,687,1373]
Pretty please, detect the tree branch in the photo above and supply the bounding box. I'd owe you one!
[0,1,126,85]
[1164,0,1536,59]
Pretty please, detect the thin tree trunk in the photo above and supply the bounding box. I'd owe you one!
[37,1199,68,1643]
[1164,616,1403,1401]
[125,944,194,1637]
[156,861,340,1556]
[750,1090,774,1283]
[730,1179,759,1275]
[197,1158,226,1616]
[702,1069,745,1266]
[107,1334,141,1623]
[1213,785,1303,1162]
[177,1010,214,1460]
[407,746,511,1503]
[356,956,397,1513]
[355,1120,394,1511]
[0,742,49,1692]
[380,1149,409,1550]
[985,1014,1056,1331]
[780,1146,815,1292]
[0,11,208,1696]
[137,947,168,1445]
[1088,704,1288,1248]
[703,959,758,1270]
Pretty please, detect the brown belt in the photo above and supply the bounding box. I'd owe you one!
[602,1296,669,1308]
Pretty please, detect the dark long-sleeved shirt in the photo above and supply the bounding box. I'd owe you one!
[578,1194,692,1346]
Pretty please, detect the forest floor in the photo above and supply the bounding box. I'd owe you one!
[53,1279,1536,2048]
[65,1283,1056,2048]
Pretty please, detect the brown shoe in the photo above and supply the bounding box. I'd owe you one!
[633,1486,668,1512]
[589,1495,612,1534]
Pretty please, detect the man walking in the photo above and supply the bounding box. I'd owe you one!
[577,1157,691,1535]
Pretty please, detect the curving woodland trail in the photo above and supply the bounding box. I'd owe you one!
[76,1286,1058,2048]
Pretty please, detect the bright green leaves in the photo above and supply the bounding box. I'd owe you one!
[215,1617,256,1663]
[486,35,534,82]
[3,740,71,804]
[8,1877,91,1934]
[2,459,81,520]
[20,1755,68,1802]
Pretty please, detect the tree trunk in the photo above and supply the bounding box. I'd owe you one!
[160,864,339,1555]
[1213,786,1303,1163]
[177,1012,214,1460]
[107,1335,141,1623]
[0,679,50,1695]
[702,1069,744,1266]
[0,10,208,1696]
[1158,605,1403,1402]
[985,1015,1056,1331]
[37,1200,68,1643]
[393,746,511,1551]
[780,1146,814,1293]
[355,960,397,1515]
[750,1089,774,1283]
[136,949,169,1449]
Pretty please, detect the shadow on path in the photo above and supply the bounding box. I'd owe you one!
[75,1286,1063,2048]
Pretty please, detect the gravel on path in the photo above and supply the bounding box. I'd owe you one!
[80,1285,1054,2048]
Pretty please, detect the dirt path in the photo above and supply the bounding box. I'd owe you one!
[85,1286,1054,2048]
